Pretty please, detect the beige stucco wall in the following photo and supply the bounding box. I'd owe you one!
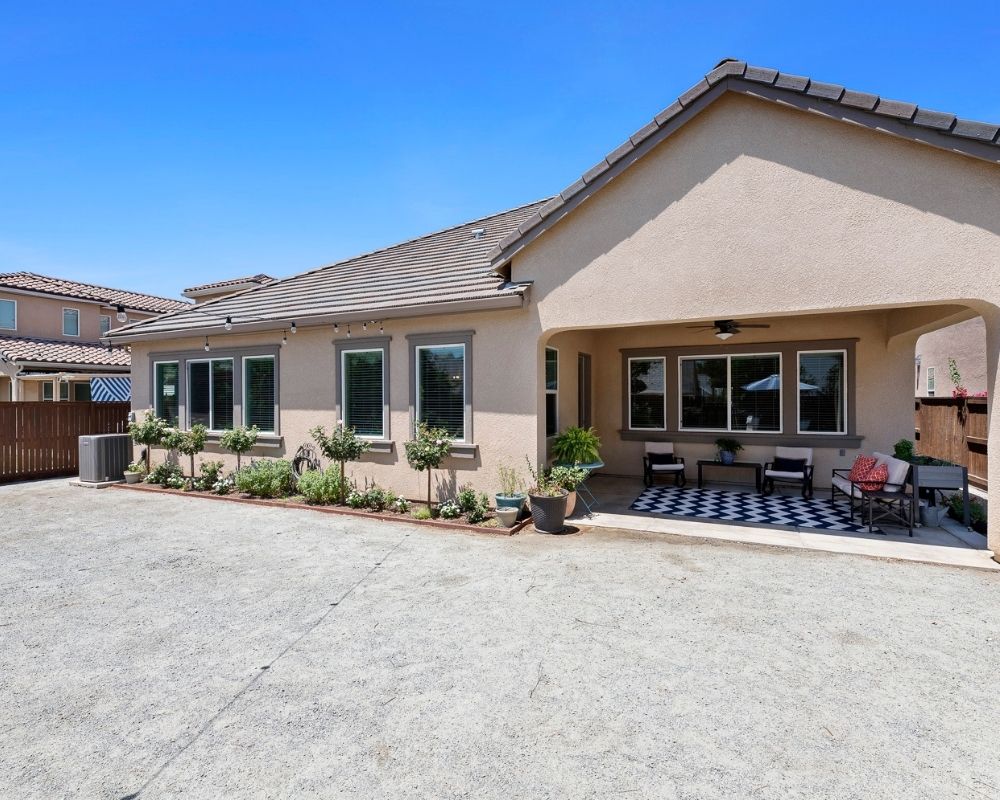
[0,289,158,342]
[915,317,987,396]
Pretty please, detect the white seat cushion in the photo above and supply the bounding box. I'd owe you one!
[651,463,684,472]
[832,475,863,498]
[765,469,806,480]
[873,452,911,493]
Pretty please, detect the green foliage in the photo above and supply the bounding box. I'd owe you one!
[296,465,348,505]
[193,460,225,491]
[173,424,209,484]
[893,439,916,461]
[714,437,744,454]
[345,488,366,509]
[439,500,461,519]
[496,463,524,497]
[525,456,566,498]
[947,493,987,526]
[455,485,478,514]
[465,492,491,524]
[362,485,390,512]
[412,505,433,520]
[146,462,184,487]
[220,426,259,470]
[548,465,589,492]
[125,460,146,474]
[551,426,601,465]
[310,423,370,503]
[404,423,452,472]
[128,412,168,470]
[234,459,295,498]
[390,495,410,514]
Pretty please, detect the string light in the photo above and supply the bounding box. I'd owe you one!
[290,321,297,334]
[224,316,233,331]
[363,321,367,331]
[347,323,351,338]
[204,337,210,352]
[116,304,127,323]
[281,330,288,346]
[379,321,383,334]
[334,323,339,333]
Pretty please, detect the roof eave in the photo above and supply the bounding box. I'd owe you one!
[104,290,529,344]
[11,359,130,371]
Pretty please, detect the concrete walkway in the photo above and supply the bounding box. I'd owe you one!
[575,477,997,571]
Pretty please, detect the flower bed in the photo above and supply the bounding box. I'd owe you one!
[111,482,531,536]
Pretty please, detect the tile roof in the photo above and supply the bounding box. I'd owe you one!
[183,273,276,294]
[108,200,549,339]
[0,334,130,367]
[489,58,1000,266]
[0,272,189,314]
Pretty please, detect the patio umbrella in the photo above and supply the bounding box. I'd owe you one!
[742,374,819,392]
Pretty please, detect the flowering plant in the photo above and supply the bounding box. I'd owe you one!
[404,423,452,509]
[310,421,371,504]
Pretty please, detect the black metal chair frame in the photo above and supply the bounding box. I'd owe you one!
[643,455,686,488]
[761,462,815,498]
[831,467,914,535]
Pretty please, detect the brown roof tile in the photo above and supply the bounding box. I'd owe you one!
[0,272,188,314]
[0,334,130,367]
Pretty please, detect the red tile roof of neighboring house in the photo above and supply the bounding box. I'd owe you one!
[0,272,189,314]
[0,334,130,367]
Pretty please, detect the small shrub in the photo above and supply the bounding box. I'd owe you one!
[310,423,371,504]
[412,505,432,520]
[364,486,390,512]
[234,459,295,498]
[548,465,589,492]
[465,492,491,524]
[220,426,259,471]
[176,424,208,484]
[497,463,524,498]
[146,462,184,487]
[194,460,225,491]
[128,412,168,472]
[893,438,915,461]
[439,500,461,520]
[126,460,146,475]
[404,423,452,509]
[296,465,347,504]
[213,475,235,495]
[346,489,366,509]
[165,473,187,490]
[551,426,601,465]
[947,493,988,527]
[455,484,478,514]
[390,495,410,514]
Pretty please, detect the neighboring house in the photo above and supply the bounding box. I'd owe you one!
[915,317,987,397]
[108,59,1000,551]
[0,272,188,402]
[182,274,276,304]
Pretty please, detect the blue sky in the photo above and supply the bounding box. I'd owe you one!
[2,2,997,298]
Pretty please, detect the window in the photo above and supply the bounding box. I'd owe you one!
[99,315,111,336]
[679,354,781,432]
[341,349,383,438]
[545,347,558,437]
[578,353,592,429]
[62,308,80,337]
[59,382,69,401]
[416,343,465,440]
[42,382,53,401]
[798,351,846,434]
[0,299,15,330]
[154,362,180,426]
[926,366,936,397]
[629,357,666,430]
[74,382,91,402]
[244,356,276,432]
[188,358,234,431]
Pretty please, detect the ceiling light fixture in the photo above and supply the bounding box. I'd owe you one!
[715,331,734,341]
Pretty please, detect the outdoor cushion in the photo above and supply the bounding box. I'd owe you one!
[773,456,806,474]
[832,475,863,498]
[858,462,888,492]
[879,455,910,493]
[775,446,813,466]
[645,442,675,455]
[848,455,877,482]
[647,452,675,466]
[651,462,684,472]
[765,469,806,480]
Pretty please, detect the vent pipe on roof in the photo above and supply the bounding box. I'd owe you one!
[471,227,485,239]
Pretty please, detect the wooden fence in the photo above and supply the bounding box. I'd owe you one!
[0,402,131,483]
[914,397,988,489]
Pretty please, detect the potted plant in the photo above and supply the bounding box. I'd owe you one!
[714,437,743,465]
[551,426,601,465]
[525,457,569,534]
[548,464,589,516]
[220,425,259,472]
[123,460,146,484]
[495,463,527,518]
[495,506,519,528]
[311,421,371,504]
[403,422,452,513]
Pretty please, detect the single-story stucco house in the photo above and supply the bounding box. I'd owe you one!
[106,59,1000,553]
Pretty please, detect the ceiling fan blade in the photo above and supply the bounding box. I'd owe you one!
[736,323,771,328]
[686,325,717,329]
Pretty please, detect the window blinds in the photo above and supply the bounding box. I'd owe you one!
[244,357,275,432]
[417,344,464,439]
[343,350,383,437]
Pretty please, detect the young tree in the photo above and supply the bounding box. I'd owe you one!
[220,426,259,471]
[127,411,167,472]
[176,424,208,486]
[310,422,371,504]
[403,422,452,512]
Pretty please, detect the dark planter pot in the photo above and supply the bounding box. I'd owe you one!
[529,489,569,534]
[720,450,736,465]
[495,493,528,520]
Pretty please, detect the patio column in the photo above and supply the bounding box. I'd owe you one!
[984,307,1000,561]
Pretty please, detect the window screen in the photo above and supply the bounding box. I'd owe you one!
[0,299,15,329]
[342,350,383,437]
[244,356,275,432]
[680,357,727,429]
[188,359,233,430]
[42,382,53,401]
[100,315,111,335]
[417,344,465,439]
[155,362,179,426]
[629,357,666,429]
[926,366,936,397]
[62,308,79,336]
[799,351,845,433]
[730,355,781,432]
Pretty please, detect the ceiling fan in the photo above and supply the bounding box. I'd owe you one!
[687,319,771,341]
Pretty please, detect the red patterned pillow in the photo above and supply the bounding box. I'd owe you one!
[848,455,877,483]
[858,462,888,492]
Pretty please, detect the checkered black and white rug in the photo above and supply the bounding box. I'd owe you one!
[629,485,875,533]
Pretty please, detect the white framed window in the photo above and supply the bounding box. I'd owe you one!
[42,381,54,401]
[0,298,16,330]
[62,308,80,337]
[244,356,276,433]
[59,381,69,401]
[678,353,782,433]
[798,350,847,434]
[187,358,234,431]
[99,315,111,336]
[416,343,466,441]
[628,356,666,431]
[926,366,936,397]
[545,347,559,437]
[154,361,180,426]
[341,348,384,438]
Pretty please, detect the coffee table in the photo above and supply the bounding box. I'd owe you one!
[697,459,763,492]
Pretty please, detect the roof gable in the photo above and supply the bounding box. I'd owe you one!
[490,59,1000,267]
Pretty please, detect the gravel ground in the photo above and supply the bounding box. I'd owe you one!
[2,478,999,800]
